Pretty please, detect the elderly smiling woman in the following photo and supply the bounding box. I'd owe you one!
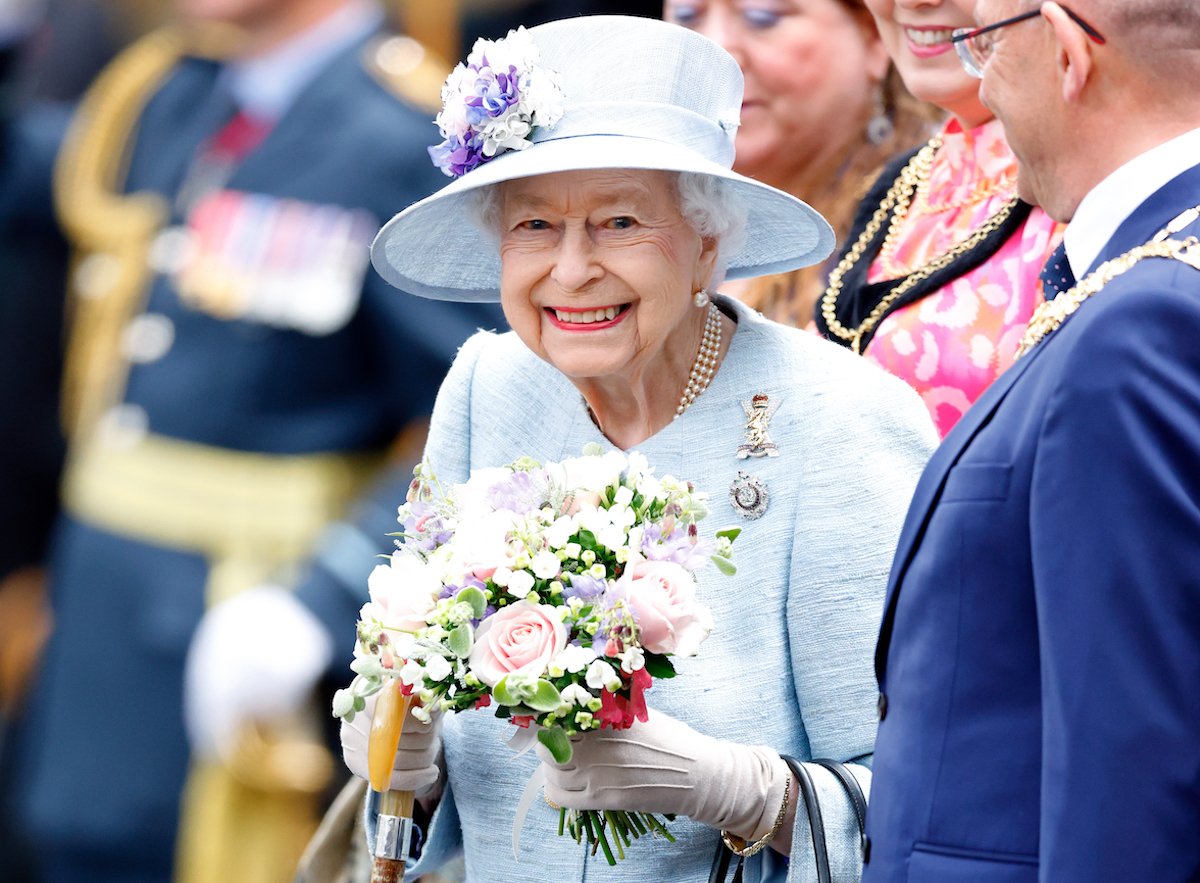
[340,15,937,883]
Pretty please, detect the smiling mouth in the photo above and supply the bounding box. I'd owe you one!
[546,304,630,326]
[905,27,956,46]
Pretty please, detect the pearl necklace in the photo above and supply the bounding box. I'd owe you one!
[675,303,722,419]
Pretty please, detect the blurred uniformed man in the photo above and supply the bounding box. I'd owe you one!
[3,0,505,881]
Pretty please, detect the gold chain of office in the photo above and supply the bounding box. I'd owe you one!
[1014,204,1200,358]
[820,135,1020,355]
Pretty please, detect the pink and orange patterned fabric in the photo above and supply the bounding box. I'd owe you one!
[864,118,1062,437]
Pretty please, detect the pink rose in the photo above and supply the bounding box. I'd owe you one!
[621,560,713,657]
[365,555,439,634]
[469,600,567,687]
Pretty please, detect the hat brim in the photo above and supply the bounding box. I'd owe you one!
[371,133,835,302]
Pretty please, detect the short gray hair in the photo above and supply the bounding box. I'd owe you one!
[1051,0,1200,75]
[473,171,748,289]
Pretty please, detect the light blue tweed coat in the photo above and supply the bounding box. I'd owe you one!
[406,297,937,883]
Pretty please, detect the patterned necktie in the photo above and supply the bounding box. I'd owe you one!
[1039,242,1076,301]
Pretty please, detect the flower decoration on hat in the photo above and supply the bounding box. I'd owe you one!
[428,27,566,178]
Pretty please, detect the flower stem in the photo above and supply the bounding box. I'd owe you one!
[590,811,617,865]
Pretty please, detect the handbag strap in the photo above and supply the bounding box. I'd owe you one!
[711,756,860,883]
[783,755,832,883]
[812,758,867,855]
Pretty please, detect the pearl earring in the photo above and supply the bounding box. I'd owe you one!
[693,289,711,308]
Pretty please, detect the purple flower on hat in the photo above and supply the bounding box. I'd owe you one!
[428,132,487,178]
[429,27,564,178]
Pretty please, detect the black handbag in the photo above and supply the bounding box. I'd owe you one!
[709,757,867,883]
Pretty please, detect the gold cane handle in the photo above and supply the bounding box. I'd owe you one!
[369,682,417,878]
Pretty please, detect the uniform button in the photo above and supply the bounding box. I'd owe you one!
[376,35,426,76]
[877,692,888,721]
[122,314,175,364]
[863,835,871,864]
[73,252,122,299]
[147,226,195,275]
[98,404,149,449]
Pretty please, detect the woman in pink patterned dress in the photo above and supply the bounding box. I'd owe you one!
[815,0,1062,437]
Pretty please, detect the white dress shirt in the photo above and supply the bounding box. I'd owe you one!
[223,0,383,122]
[1064,126,1200,278]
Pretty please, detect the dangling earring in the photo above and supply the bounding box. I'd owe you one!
[693,289,711,308]
[866,86,894,146]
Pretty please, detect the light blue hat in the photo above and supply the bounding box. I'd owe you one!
[371,15,834,302]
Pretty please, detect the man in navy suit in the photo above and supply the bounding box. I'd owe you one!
[863,1,1200,880]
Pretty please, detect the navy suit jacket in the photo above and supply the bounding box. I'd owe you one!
[864,162,1200,882]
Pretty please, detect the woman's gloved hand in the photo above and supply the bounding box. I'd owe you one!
[339,692,443,795]
[537,708,789,841]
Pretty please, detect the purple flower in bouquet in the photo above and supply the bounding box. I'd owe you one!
[398,500,454,553]
[640,521,713,571]
[564,572,607,602]
[486,468,549,514]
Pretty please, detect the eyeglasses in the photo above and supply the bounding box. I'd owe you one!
[951,6,1106,78]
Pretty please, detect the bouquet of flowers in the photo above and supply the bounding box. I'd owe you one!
[333,444,738,863]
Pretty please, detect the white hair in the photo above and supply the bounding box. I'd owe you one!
[472,170,748,289]
[675,171,747,289]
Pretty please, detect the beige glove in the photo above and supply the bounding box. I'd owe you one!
[339,692,442,794]
[538,708,789,840]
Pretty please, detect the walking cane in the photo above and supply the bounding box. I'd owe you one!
[368,680,417,883]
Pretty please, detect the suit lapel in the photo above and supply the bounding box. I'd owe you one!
[874,336,1054,681]
[1091,162,1200,269]
[875,159,1200,683]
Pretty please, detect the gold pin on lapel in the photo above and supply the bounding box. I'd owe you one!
[737,394,780,459]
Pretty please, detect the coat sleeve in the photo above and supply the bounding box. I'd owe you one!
[1030,271,1200,881]
[293,331,495,660]
[784,367,937,883]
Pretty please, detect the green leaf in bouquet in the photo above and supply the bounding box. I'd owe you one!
[716,527,742,542]
[537,725,573,764]
[711,555,737,576]
[525,678,563,712]
[456,585,488,619]
[494,676,519,706]
[641,652,677,680]
[447,623,474,658]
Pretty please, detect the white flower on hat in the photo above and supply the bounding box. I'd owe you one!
[429,26,565,177]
